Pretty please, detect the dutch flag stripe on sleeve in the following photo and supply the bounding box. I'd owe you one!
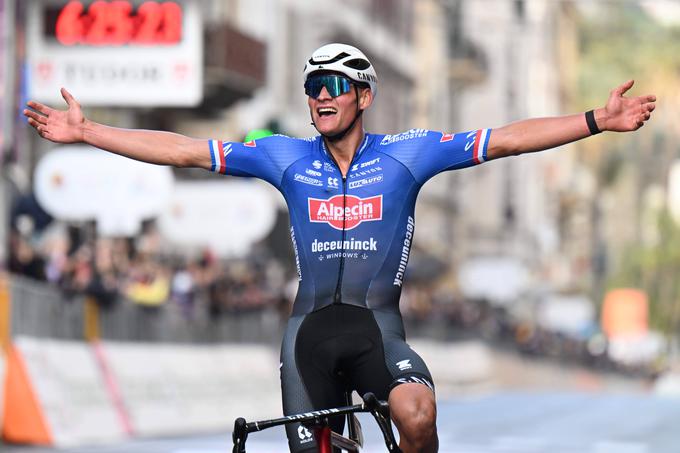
[473,128,490,165]
[209,140,227,174]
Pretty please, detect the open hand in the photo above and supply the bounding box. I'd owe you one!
[602,80,656,132]
[23,88,85,143]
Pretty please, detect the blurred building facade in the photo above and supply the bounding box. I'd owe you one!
[4,0,602,299]
[409,0,591,298]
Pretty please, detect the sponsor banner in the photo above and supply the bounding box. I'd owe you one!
[309,195,382,230]
[102,342,280,436]
[10,336,128,447]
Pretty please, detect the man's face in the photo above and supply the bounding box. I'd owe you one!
[307,74,371,136]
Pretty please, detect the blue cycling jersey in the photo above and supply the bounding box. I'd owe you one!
[208,128,491,316]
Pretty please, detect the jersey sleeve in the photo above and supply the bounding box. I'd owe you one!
[206,135,309,190]
[381,128,492,184]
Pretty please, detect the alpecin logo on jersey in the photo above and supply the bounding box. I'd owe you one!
[308,195,383,230]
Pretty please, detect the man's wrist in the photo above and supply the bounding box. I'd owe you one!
[80,118,94,143]
[594,107,608,132]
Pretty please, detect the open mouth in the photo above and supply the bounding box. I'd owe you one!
[317,107,337,117]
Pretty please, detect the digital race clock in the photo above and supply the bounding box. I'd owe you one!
[43,1,183,46]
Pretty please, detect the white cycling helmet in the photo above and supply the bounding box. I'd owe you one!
[303,43,378,97]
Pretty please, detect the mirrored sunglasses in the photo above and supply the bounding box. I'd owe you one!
[304,74,353,99]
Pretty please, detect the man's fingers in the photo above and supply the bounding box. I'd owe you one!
[645,102,656,112]
[26,100,52,116]
[27,118,45,132]
[614,79,635,96]
[24,109,48,124]
[60,87,78,107]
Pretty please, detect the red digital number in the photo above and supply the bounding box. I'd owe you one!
[109,1,135,45]
[54,1,182,46]
[134,2,162,44]
[160,2,182,44]
[55,1,85,45]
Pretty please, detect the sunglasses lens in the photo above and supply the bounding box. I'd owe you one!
[305,75,352,98]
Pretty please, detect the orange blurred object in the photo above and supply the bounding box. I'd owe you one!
[601,288,649,339]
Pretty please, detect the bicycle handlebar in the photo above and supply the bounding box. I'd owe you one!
[232,392,402,452]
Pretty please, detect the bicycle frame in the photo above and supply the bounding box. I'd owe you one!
[232,392,402,453]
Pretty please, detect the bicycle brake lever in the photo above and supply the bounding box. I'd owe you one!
[362,393,402,452]
[232,417,248,453]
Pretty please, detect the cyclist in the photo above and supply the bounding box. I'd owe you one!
[24,43,655,453]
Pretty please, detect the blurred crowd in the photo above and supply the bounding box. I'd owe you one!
[400,285,667,380]
[8,213,666,379]
[8,215,290,319]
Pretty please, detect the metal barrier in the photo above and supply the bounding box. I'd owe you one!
[7,275,285,344]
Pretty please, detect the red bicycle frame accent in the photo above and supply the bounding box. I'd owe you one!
[314,426,333,453]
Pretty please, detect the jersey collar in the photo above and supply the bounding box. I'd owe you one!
[319,133,371,162]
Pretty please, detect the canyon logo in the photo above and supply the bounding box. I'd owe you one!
[308,195,383,230]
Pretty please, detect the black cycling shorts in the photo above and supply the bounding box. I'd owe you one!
[279,303,434,452]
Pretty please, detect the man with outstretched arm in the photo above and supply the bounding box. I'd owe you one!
[25,43,655,453]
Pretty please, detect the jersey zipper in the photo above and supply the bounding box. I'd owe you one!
[333,175,348,304]
[323,135,366,305]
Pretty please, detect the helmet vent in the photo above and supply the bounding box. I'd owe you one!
[344,58,371,70]
[309,52,351,65]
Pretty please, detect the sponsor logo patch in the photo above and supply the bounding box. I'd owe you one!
[361,157,380,168]
[380,128,428,145]
[298,425,313,443]
[396,359,412,371]
[306,168,322,177]
[349,166,382,179]
[440,132,454,142]
[309,195,383,230]
[312,160,322,170]
[244,140,256,147]
[348,174,383,189]
[327,177,340,189]
[312,237,378,253]
[294,173,323,186]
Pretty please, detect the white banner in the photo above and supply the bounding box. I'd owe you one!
[34,145,174,236]
[26,1,203,107]
[158,180,278,257]
[102,342,281,436]
[15,336,128,447]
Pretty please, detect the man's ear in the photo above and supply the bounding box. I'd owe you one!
[358,87,373,110]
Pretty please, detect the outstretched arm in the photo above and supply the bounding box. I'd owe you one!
[23,88,212,170]
[487,80,656,160]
